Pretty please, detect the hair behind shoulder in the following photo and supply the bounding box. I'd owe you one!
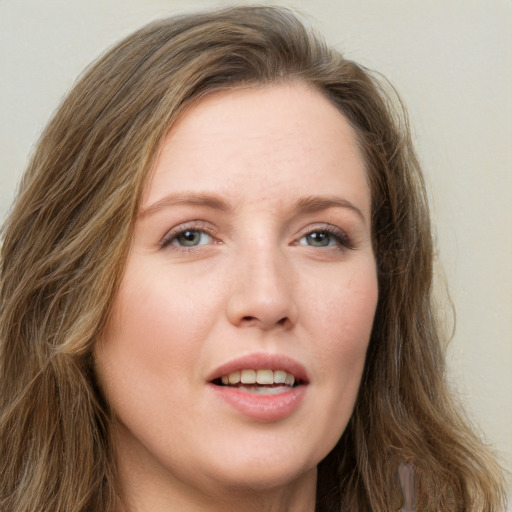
[0,5,507,511]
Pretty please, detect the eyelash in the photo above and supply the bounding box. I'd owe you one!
[296,225,354,250]
[160,223,354,251]
[160,221,217,250]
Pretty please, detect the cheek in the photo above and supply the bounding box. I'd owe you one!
[94,261,223,414]
[110,260,221,353]
[335,270,377,367]
[305,262,378,417]
[279,261,378,466]
[307,261,378,352]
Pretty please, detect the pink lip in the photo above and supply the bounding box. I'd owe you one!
[206,353,309,422]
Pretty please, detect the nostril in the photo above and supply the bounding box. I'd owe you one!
[239,315,289,328]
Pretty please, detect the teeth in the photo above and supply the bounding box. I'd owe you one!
[274,370,287,384]
[228,372,240,385]
[256,369,274,384]
[219,369,296,387]
[240,369,256,384]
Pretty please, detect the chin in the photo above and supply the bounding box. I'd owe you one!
[194,437,325,493]
[205,459,317,494]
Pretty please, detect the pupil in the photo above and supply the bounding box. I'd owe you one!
[307,231,329,247]
[179,230,200,246]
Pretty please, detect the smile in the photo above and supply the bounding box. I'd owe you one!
[219,369,296,389]
[207,354,308,421]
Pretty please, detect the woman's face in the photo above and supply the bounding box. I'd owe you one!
[95,83,378,501]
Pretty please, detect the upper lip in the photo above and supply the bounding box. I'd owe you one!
[207,353,310,384]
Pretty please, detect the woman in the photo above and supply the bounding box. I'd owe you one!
[0,5,506,511]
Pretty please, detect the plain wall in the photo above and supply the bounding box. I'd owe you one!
[1,0,511,497]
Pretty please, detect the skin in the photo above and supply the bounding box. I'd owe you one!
[95,82,378,512]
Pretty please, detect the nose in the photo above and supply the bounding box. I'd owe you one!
[226,243,298,331]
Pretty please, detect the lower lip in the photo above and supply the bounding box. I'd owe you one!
[208,384,307,422]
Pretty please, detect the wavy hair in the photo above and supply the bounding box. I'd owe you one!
[0,5,506,511]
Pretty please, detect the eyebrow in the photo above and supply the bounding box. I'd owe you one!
[139,192,366,223]
[290,195,366,223]
[139,193,232,217]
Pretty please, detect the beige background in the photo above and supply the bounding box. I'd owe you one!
[1,0,511,497]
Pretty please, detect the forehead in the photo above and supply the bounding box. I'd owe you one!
[144,82,369,213]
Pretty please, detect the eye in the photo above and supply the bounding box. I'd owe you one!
[161,228,213,248]
[174,229,212,247]
[297,227,352,249]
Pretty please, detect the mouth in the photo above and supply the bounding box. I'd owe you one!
[207,354,308,421]
[212,368,303,395]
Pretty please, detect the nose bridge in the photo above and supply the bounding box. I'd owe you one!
[227,236,297,329]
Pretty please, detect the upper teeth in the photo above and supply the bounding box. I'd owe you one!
[220,369,295,387]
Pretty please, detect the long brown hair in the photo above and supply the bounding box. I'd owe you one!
[0,6,506,511]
